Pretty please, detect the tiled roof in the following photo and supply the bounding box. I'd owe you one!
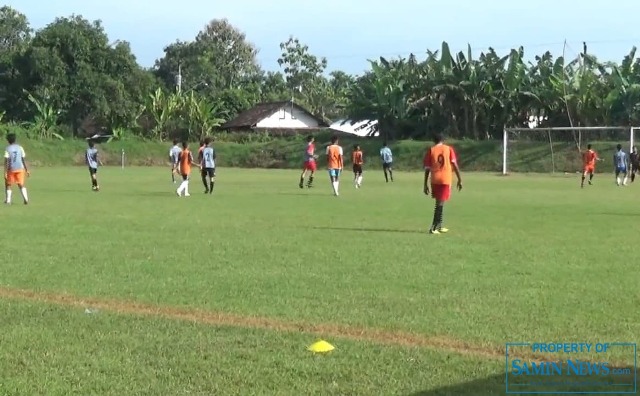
[222,101,329,129]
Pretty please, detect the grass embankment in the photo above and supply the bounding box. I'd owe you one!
[14,132,626,172]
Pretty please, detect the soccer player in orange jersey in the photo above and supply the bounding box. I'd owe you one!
[176,141,199,197]
[581,144,602,188]
[423,133,462,234]
[352,144,364,188]
[326,135,344,196]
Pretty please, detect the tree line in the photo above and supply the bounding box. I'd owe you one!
[1,5,640,142]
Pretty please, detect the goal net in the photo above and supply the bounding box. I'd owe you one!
[502,127,639,175]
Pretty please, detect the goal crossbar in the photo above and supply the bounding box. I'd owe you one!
[505,127,632,132]
[502,126,640,175]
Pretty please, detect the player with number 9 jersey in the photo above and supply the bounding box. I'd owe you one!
[423,134,462,235]
[424,143,457,201]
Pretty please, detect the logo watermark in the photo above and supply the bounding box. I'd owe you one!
[506,342,637,394]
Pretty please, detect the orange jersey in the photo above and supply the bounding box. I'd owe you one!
[423,143,457,185]
[326,144,343,169]
[179,149,192,174]
[582,149,598,167]
[352,150,363,165]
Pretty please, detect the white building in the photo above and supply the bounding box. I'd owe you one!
[222,101,329,131]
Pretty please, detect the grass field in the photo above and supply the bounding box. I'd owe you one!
[1,167,638,395]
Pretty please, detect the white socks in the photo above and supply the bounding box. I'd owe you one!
[4,188,27,204]
[623,176,628,185]
[356,175,363,187]
[617,176,629,186]
[332,181,339,195]
[176,181,190,196]
[616,177,621,186]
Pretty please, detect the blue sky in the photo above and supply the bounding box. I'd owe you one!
[6,0,640,75]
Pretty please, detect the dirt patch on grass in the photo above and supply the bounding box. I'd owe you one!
[0,286,629,366]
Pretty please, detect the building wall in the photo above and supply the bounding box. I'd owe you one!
[255,105,320,128]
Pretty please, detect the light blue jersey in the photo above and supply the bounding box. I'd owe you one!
[614,150,628,172]
[4,143,25,171]
[380,147,393,163]
[86,147,99,169]
[169,145,181,164]
[202,146,216,168]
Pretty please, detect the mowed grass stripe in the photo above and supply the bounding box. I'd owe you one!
[0,286,633,368]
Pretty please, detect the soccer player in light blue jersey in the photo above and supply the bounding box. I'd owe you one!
[200,137,216,194]
[4,133,30,205]
[379,142,394,182]
[613,144,629,186]
[169,139,181,183]
[85,140,103,191]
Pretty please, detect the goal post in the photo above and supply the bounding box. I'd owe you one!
[502,126,639,175]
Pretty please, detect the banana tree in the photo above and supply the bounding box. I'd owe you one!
[23,89,64,140]
[605,47,640,125]
[145,88,180,141]
[528,52,566,126]
[347,57,412,140]
[182,92,226,140]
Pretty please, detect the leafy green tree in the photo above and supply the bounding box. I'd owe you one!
[0,6,31,120]
[154,19,261,119]
[155,20,259,92]
[277,36,327,92]
[258,71,290,102]
[18,15,149,135]
[195,19,260,90]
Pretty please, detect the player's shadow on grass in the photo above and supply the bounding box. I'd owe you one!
[408,368,638,396]
[311,226,424,234]
[135,191,174,197]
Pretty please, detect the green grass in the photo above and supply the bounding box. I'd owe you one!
[0,167,638,395]
[0,300,507,396]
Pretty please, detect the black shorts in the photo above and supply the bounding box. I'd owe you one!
[353,164,363,174]
[88,167,97,175]
[632,164,639,173]
[201,168,215,177]
[383,162,393,170]
[181,174,189,181]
